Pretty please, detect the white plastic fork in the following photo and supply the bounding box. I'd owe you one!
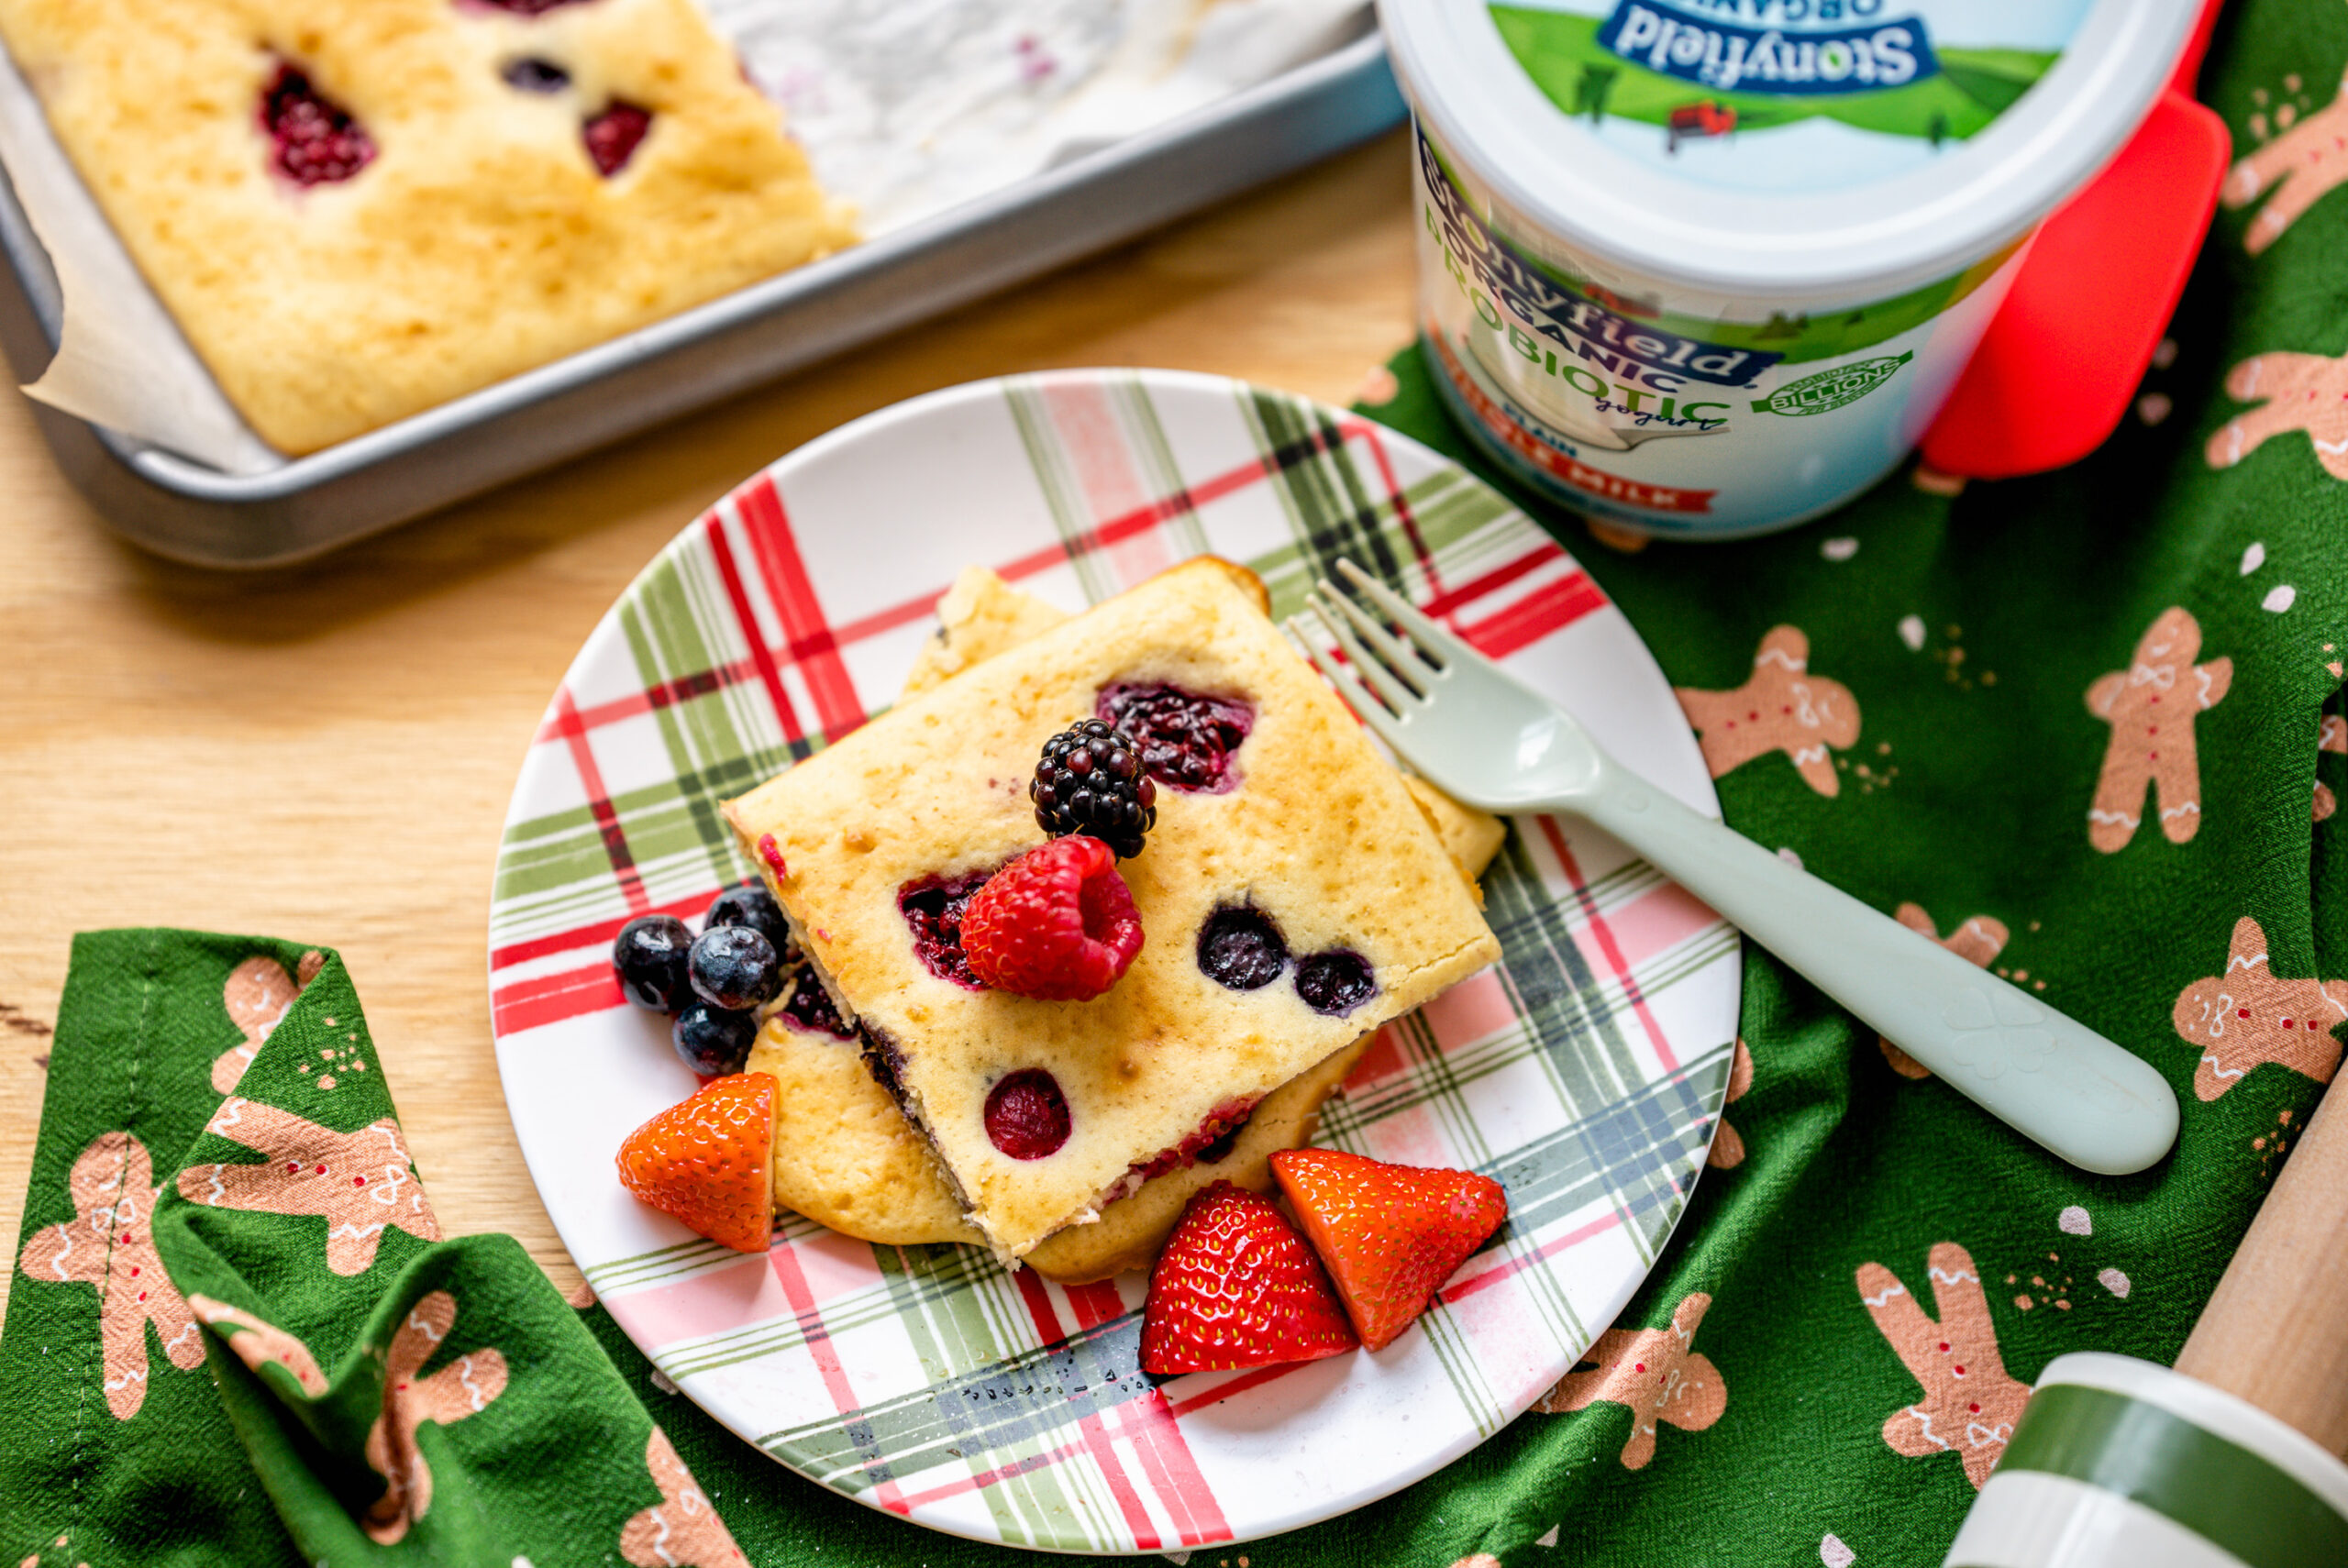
[1294,558,2178,1176]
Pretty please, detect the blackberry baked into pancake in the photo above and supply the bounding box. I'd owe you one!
[0,0,852,453]
[723,558,1501,1261]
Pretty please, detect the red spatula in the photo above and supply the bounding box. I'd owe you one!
[1920,0,2232,480]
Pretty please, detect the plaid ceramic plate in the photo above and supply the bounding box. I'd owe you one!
[487,369,1741,1553]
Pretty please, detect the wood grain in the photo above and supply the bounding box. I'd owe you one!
[0,129,1420,1331]
[2175,1077,2348,1455]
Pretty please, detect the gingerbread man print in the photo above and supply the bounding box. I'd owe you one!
[1677,627,1860,796]
[1534,1292,1727,1468]
[177,1099,440,1275]
[2170,916,2348,1101]
[2222,65,2348,256]
[1707,1040,1754,1169]
[16,1132,205,1419]
[1879,905,2010,1079]
[620,1429,751,1568]
[2206,345,2348,480]
[1857,1242,2030,1489]
[2084,608,2232,852]
[188,1295,329,1397]
[215,950,324,1093]
[363,1291,510,1544]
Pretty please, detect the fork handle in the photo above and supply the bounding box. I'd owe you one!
[1568,767,2179,1176]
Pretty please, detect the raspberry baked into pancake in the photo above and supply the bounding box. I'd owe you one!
[723,558,1501,1262]
[0,0,852,453]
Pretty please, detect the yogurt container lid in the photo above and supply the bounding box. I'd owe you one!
[1380,0,2200,304]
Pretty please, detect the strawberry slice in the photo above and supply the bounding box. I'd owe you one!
[1140,1181,1358,1375]
[615,1072,776,1253]
[1269,1148,1507,1353]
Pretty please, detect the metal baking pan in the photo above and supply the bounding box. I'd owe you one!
[0,29,1403,568]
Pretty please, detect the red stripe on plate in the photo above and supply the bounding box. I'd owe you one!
[545,687,650,915]
[1419,540,1567,622]
[891,1438,1088,1512]
[492,964,624,1035]
[1160,1362,1303,1419]
[1118,1387,1233,1545]
[1536,816,1678,1072]
[703,508,807,747]
[1439,1209,1624,1308]
[735,477,867,741]
[770,1242,908,1515]
[1455,570,1609,662]
[1009,1269,1162,1549]
[550,659,759,739]
[1335,416,1443,597]
[490,889,715,973]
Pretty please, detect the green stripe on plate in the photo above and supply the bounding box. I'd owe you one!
[1996,1384,2348,1568]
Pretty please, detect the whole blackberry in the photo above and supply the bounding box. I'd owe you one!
[1030,719,1157,859]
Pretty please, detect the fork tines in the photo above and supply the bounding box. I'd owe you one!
[1288,558,1460,726]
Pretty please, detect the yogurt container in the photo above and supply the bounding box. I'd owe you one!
[1380,0,2199,536]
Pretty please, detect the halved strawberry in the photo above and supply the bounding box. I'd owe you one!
[1140,1181,1358,1375]
[615,1072,776,1253]
[1269,1148,1506,1353]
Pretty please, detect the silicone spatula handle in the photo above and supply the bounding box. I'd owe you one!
[1568,765,2179,1176]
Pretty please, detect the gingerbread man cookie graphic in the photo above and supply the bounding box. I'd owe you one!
[188,1296,329,1397]
[215,950,324,1093]
[176,1099,441,1275]
[1857,1242,2030,1489]
[2171,916,2348,1101]
[1534,1291,1727,1468]
[2222,65,2348,256]
[1879,905,2010,1079]
[2084,608,2232,852]
[1707,1040,1754,1169]
[2207,345,2348,480]
[363,1290,510,1544]
[16,1132,206,1419]
[621,1428,752,1568]
[1676,627,1860,797]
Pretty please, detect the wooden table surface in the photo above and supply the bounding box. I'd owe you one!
[0,130,1420,1330]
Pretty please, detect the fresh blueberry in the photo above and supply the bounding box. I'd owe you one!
[706,880,794,961]
[1295,948,1378,1016]
[613,914,693,1011]
[1196,905,1288,990]
[688,925,782,1011]
[672,1000,759,1076]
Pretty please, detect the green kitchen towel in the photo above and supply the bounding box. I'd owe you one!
[10,1,2348,1563]
[1,933,759,1568]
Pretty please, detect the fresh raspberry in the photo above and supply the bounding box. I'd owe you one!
[584,103,652,176]
[959,837,1144,1001]
[260,66,375,187]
